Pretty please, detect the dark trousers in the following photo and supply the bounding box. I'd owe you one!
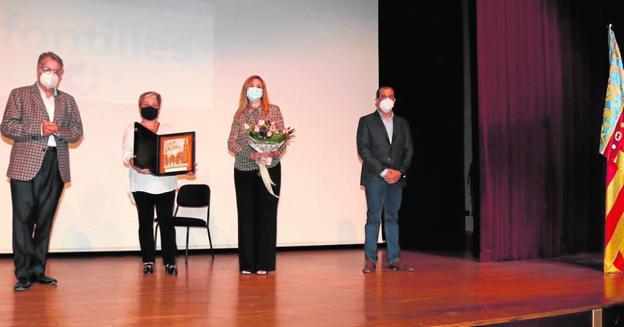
[132,190,177,265]
[10,148,64,280]
[234,164,280,272]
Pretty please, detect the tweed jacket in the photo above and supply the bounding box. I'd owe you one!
[356,111,413,186]
[1,83,83,183]
[227,104,286,171]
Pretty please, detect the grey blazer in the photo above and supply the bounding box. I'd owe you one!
[356,111,413,186]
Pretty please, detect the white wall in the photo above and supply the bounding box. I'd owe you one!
[0,0,378,252]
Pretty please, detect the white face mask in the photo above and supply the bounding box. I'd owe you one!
[247,87,263,102]
[379,98,394,113]
[39,71,59,89]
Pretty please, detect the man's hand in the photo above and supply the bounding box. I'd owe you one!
[41,121,59,136]
[383,169,402,184]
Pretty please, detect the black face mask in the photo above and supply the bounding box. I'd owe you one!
[140,106,159,120]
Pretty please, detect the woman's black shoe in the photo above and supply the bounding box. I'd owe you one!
[14,278,31,292]
[143,262,154,275]
[165,265,178,276]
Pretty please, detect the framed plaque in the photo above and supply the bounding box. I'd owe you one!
[157,132,195,175]
[133,122,196,176]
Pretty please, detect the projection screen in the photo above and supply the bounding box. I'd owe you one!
[0,0,378,252]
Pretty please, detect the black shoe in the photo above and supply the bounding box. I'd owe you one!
[14,278,31,292]
[387,260,414,272]
[36,274,58,285]
[362,259,376,273]
[165,265,178,276]
[143,262,154,275]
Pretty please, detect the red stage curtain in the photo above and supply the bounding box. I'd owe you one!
[477,0,567,261]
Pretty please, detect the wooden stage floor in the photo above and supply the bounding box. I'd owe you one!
[1,249,623,326]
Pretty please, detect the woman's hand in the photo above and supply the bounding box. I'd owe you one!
[250,151,279,160]
[129,157,151,174]
[134,167,151,174]
[250,152,274,165]
[186,163,197,176]
[265,151,280,158]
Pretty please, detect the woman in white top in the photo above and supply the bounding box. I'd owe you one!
[122,91,178,275]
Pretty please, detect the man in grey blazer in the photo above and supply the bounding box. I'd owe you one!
[1,52,83,291]
[356,86,413,273]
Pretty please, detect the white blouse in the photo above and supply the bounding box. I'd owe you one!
[122,123,177,194]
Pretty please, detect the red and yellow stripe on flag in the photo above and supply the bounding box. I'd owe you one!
[601,27,624,273]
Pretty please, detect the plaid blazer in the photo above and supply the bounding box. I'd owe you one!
[1,83,83,183]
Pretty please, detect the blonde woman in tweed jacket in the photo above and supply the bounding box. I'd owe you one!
[0,52,83,292]
[227,75,286,275]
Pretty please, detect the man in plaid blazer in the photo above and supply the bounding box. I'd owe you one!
[0,52,83,291]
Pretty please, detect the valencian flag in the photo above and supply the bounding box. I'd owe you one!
[601,26,624,273]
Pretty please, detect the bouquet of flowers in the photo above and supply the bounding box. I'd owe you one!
[244,119,295,197]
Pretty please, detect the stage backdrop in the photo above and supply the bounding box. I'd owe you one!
[0,0,378,252]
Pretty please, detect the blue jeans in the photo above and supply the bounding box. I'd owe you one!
[364,179,403,263]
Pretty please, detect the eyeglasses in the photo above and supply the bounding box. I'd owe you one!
[39,66,62,75]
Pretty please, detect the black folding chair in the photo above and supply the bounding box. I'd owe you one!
[155,184,214,265]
